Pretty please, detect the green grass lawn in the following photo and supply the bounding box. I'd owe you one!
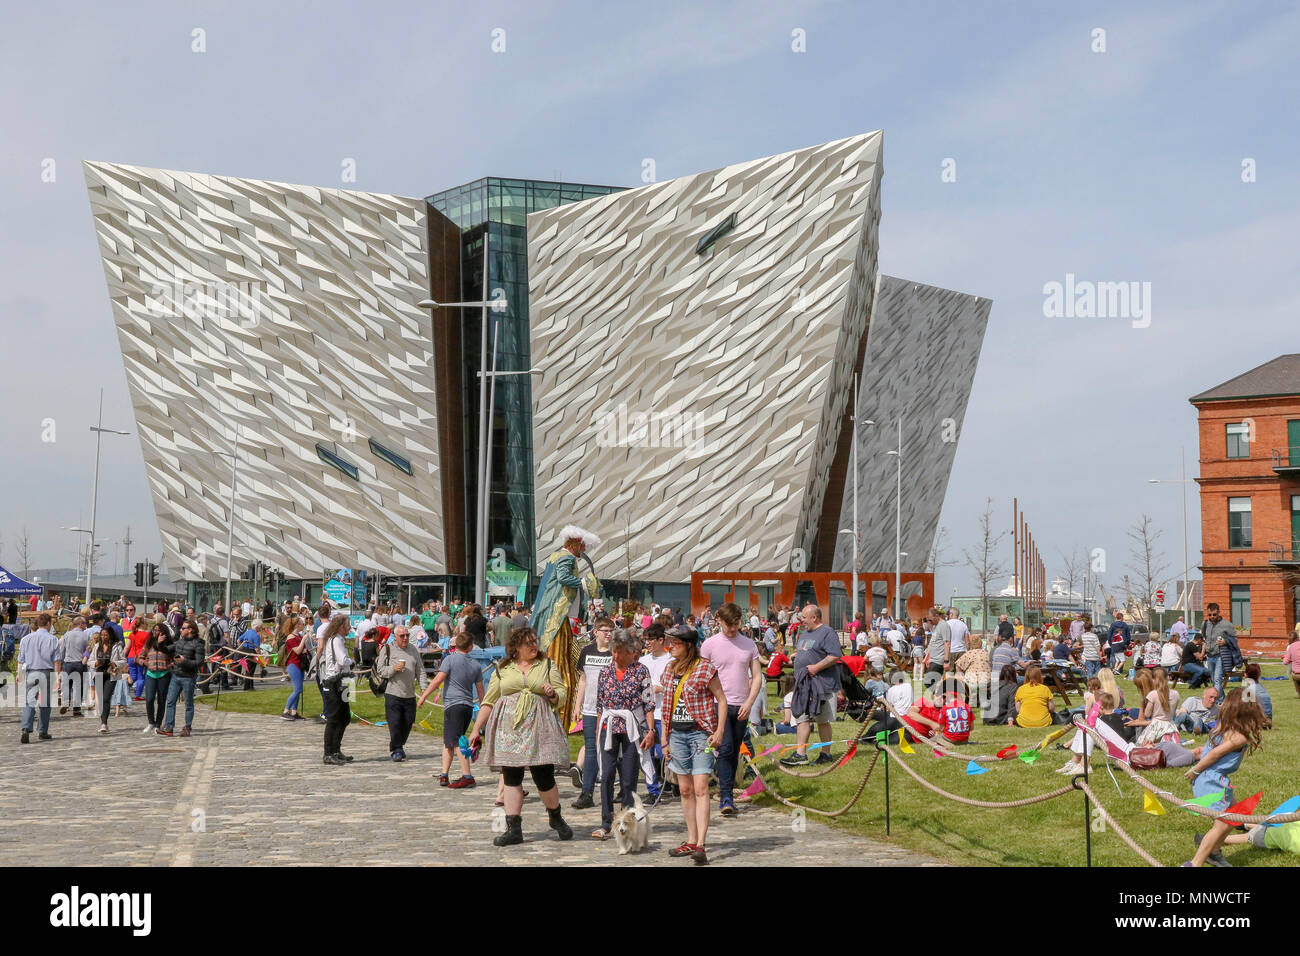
[745,662,1300,867]
[199,663,1298,866]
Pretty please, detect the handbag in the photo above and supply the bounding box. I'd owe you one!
[370,644,391,697]
[1129,747,1166,770]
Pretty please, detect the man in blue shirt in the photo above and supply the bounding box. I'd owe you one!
[19,613,60,743]
[237,624,262,691]
[1107,612,1132,675]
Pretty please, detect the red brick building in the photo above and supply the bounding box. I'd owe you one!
[1191,354,1300,653]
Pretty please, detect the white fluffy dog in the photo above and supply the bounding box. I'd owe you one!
[611,792,651,855]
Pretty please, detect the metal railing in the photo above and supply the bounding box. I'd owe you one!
[1271,445,1300,469]
[1267,541,1300,563]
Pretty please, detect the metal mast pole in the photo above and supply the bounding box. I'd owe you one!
[86,390,105,606]
[474,230,492,608]
[224,428,240,612]
[851,374,859,624]
[895,417,902,620]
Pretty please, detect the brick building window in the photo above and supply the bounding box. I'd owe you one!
[1227,497,1252,549]
[1225,422,1251,459]
[1229,584,1251,629]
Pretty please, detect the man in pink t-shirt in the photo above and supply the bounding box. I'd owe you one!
[700,602,763,814]
[1284,635,1300,701]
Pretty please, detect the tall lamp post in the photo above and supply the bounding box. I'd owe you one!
[885,418,903,619]
[475,316,540,598]
[213,427,240,613]
[835,377,870,625]
[1148,447,1195,627]
[420,235,508,608]
[85,389,130,605]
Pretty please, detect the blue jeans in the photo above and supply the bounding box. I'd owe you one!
[646,719,663,796]
[1208,657,1226,695]
[21,670,53,734]
[286,663,304,712]
[144,672,171,726]
[128,658,144,697]
[164,675,196,731]
[667,727,716,776]
[1084,660,1100,680]
[1181,662,1208,688]
[581,714,599,795]
[599,731,640,830]
[716,704,750,805]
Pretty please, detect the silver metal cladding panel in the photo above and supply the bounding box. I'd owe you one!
[84,161,445,580]
[833,275,992,577]
[527,133,884,582]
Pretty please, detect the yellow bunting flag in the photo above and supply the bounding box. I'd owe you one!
[898,736,915,754]
[1143,791,1166,816]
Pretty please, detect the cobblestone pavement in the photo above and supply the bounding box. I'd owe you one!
[0,699,940,867]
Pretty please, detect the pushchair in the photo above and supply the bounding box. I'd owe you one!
[837,661,878,722]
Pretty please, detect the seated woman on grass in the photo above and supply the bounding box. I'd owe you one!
[1012,665,1055,728]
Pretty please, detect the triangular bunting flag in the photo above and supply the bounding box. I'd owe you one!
[755,744,783,759]
[875,731,886,744]
[966,760,988,775]
[806,741,832,751]
[1018,749,1040,765]
[836,743,858,768]
[933,748,944,758]
[740,776,766,797]
[898,737,915,754]
[1265,795,1300,826]
[739,742,752,758]
[1225,791,1263,816]
[1182,791,1225,813]
[1143,791,1166,815]
[996,745,1018,760]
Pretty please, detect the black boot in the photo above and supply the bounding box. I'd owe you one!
[548,806,573,841]
[493,814,524,847]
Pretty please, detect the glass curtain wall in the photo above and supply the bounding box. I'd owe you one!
[428,178,622,588]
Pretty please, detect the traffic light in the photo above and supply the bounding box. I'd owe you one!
[147,562,159,587]
[134,562,145,587]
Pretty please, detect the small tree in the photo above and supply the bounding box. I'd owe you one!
[1058,546,1086,612]
[1125,515,1169,623]
[963,498,1008,636]
[927,526,960,574]
[15,526,33,578]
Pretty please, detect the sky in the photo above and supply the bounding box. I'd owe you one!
[2,0,1297,602]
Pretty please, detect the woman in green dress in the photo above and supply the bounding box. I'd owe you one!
[469,627,575,847]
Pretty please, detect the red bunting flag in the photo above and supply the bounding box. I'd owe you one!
[933,748,944,758]
[1225,791,1263,816]
[997,745,1018,760]
[740,776,766,797]
[836,742,858,768]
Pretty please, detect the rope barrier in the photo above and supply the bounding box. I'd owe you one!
[746,749,881,818]
[1075,778,1162,867]
[1074,721,1300,825]
[882,744,1076,808]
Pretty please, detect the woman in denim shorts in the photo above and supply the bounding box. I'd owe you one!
[661,625,727,865]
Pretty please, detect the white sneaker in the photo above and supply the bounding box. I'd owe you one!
[142,724,156,735]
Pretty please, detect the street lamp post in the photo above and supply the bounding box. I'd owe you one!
[1148,446,1194,627]
[420,233,509,607]
[475,320,543,602]
[86,389,130,606]
[886,418,902,619]
[213,428,240,613]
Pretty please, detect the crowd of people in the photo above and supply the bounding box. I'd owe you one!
[13,590,1298,867]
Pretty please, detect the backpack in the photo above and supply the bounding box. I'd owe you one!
[370,644,391,697]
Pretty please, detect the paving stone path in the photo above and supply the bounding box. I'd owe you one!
[0,698,941,867]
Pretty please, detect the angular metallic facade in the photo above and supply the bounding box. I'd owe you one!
[84,161,446,581]
[527,133,884,582]
[832,276,993,577]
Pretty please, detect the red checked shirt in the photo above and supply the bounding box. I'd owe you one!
[662,660,720,735]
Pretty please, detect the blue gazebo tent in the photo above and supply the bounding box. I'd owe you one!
[0,564,43,596]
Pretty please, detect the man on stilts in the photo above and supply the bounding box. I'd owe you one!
[530,525,602,730]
